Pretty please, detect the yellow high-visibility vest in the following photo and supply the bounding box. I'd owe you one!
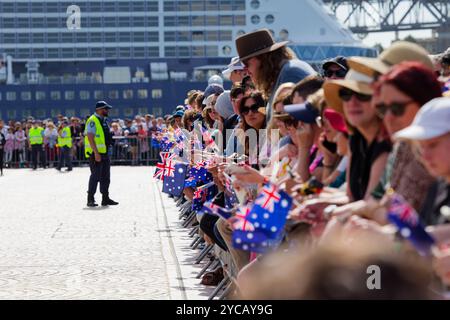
[57,127,72,148]
[29,127,44,145]
[84,115,106,158]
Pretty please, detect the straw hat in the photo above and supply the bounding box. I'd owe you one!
[323,70,374,115]
[347,41,433,77]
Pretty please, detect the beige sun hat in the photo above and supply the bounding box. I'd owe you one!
[323,69,374,115]
[347,41,433,77]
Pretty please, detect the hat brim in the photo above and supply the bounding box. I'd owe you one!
[323,61,347,71]
[96,105,112,110]
[323,80,373,115]
[239,41,289,62]
[347,57,390,77]
[284,103,319,124]
[394,126,448,141]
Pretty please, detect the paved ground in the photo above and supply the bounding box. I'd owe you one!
[0,166,213,300]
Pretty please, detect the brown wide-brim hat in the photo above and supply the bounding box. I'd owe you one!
[347,41,433,77]
[323,70,374,115]
[236,29,289,62]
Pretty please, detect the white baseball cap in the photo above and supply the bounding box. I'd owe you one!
[222,56,245,80]
[394,97,450,141]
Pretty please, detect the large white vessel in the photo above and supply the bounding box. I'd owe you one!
[0,0,375,120]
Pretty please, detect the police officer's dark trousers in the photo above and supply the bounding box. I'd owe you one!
[58,146,73,170]
[88,154,110,196]
[31,144,46,169]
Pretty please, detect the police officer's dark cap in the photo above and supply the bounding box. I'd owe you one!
[96,101,113,110]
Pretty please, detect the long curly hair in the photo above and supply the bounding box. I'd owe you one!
[254,47,296,99]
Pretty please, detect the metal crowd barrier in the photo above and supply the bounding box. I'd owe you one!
[2,136,161,168]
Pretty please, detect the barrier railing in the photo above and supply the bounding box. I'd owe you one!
[2,136,161,168]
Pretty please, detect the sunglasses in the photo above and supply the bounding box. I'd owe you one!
[324,69,347,78]
[240,103,262,115]
[375,101,413,118]
[338,88,372,102]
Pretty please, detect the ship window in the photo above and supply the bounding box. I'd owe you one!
[250,0,260,9]
[192,46,205,57]
[133,32,145,42]
[51,91,61,101]
[119,47,131,58]
[16,18,30,28]
[165,47,176,57]
[46,3,59,12]
[220,15,233,26]
[50,109,61,118]
[17,3,29,13]
[80,91,90,100]
[61,33,74,42]
[3,34,16,43]
[220,1,232,10]
[36,91,46,101]
[138,108,149,115]
[165,32,176,42]
[148,32,159,42]
[36,109,46,119]
[205,31,218,41]
[123,90,134,100]
[178,31,190,42]
[90,33,102,42]
[65,109,75,118]
[90,17,103,28]
[108,90,119,100]
[152,107,163,117]
[80,109,90,118]
[251,15,260,25]
[163,1,176,11]
[7,110,17,119]
[192,15,205,26]
[124,108,134,117]
[138,90,148,99]
[105,32,117,42]
[266,14,275,24]
[206,46,218,57]
[7,92,16,101]
[89,2,102,12]
[164,16,176,27]
[65,91,75,100]
[133,17,145,27]
[178,16,190,27]
[1,3,14,13]
[148,17,159,27]
[104,17,117,28]
[118,17,131,27]
[22,110,32,118]
[148,1,159,11]
[148,47,160,57]
[279,29,289,41]
[118,2,131,12]
[76,33,88,42]
[219,30,232,41]
[179,47,190,57]
[94,91,104,100]
[32,48,45,59]
[18,34,30,43]
[47,33,59,43]
[109,109,119,117]
[222,46,232,55]
[21,92,32,101]
[62,48,74,58]
[191,1,204,11]
[91,48,103,58]
[205,16,219,26]
[132,2,146,11]
[233,0,246,10]
[103,2,116,11]
[46,18,59,28]
[30,3,45,13]
[193,31,204,41]
[31,17,45,28]
[47,48,60,59]
[205,0,219,11]
[152,90,163,99]
[177,1,190,11]
[119,32,131,42]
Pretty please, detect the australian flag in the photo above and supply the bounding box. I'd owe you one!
[387,193,435,256]
[201,201,233,220]
[231,182,293,253]
[192,182,217,212]
[189,163,213,184]
[160,136,175,152]
[162,163,188,197]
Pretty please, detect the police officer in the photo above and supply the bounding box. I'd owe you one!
[85,101,119,207]
[56,120,73,172]
[29,120,46,170]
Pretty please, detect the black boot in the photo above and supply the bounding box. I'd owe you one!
[87,193,98,207]
[102,194,119,206]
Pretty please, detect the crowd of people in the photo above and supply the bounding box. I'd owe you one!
[153,29,450,299]
[0,113,174,173]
